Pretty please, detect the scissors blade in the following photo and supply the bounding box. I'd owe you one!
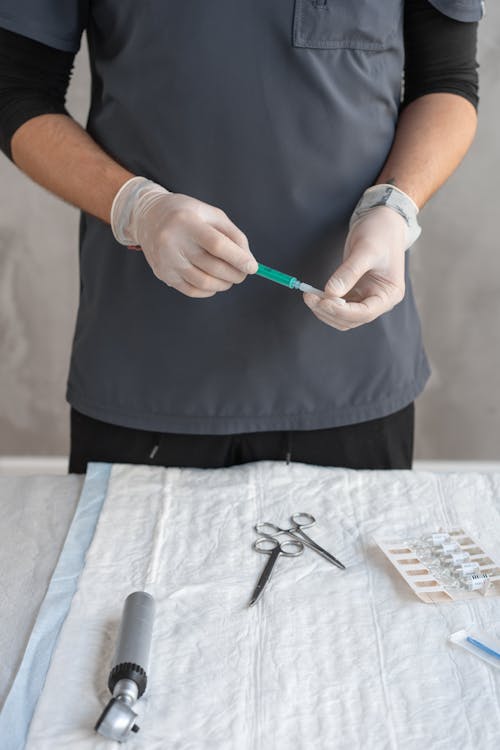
[248,547,280,607]
[294,528,346,570]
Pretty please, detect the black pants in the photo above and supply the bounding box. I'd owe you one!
[69,403,414,474]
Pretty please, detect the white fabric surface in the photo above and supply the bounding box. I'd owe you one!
[0,465,110,750]
[0,474,83,709]
[26,462,500,749]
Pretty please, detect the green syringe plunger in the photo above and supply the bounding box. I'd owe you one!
[255,263,324,297]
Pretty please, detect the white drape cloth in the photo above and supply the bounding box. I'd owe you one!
[26,462,500,749]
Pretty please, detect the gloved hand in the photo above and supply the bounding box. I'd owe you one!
[110,177,258,297]
[304,191,418,330]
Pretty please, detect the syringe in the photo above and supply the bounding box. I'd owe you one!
[255,263,324,297]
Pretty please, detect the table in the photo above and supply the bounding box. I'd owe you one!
[0,474,83,709]
[2,463,500,749]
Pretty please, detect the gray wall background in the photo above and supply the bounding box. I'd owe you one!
[0,12,499,460]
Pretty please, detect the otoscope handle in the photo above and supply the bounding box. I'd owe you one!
[108,591,155,697]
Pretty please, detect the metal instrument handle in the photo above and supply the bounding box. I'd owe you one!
[253,537,304,557]
[255,521,287,536]
[290,512,316,529]
[112,592,155,674]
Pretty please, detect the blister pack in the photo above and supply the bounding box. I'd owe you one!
[375,529,500,603]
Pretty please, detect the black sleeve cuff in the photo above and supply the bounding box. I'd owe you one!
[0,26,75,160]
[0,98,70,160]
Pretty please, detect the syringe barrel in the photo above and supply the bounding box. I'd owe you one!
[112,591,155,676]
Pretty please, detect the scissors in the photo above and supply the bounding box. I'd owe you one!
[255,512,346,571]
[248,536,304,607]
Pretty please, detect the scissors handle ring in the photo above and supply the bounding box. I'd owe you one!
[253,537,303,556]
[291,512,316,528]
[253,537,279,553]
[280,539,304,557]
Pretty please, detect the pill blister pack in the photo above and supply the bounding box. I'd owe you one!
[375,529,500,603]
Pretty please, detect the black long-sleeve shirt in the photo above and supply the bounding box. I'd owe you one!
[0,0,479,160]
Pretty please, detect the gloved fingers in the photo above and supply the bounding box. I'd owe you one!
[304,283,404,329]
[148,263,217,297]
[344,286,365,303]
[180,264,234,294]
[174,278,217,299]
[303,299,351,331]
[303,293,350,330]
[190,248,247,284]
[194,223,258,275]
[324,251,374,298]
[209,209,252,254]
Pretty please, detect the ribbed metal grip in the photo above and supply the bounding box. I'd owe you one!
[108,661,148,698]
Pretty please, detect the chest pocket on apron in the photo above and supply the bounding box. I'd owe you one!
[292,0,402,50]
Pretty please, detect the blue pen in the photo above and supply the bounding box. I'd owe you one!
[466,636,500,659]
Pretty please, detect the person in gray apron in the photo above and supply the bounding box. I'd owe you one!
[0,0,483,471]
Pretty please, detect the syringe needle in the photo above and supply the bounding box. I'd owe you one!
[255,263,324,298]
[296,282,324,298]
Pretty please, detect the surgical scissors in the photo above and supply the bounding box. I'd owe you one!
[255,512,346,570]
[248,536,304,607]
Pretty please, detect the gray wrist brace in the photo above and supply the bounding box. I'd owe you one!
[349,184,422,249]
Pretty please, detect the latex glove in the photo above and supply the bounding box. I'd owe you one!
[303,205,409,330]
[111,177,258,297]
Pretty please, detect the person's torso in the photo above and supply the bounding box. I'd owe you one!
[68,0,430,433]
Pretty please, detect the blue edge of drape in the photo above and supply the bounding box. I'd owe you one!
[0,462,112,750]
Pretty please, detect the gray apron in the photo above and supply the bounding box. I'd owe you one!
[0,0,484,432]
